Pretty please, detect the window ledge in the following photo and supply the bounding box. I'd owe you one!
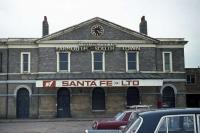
[92,110,106,112]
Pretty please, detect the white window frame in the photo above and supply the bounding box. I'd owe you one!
[154,114,197,133]
[125,51,139,72]
[21,52,31,73]
[91,51,105,72]
[163,52,172,72]
[57,52,70,72]
[197,114,200,133]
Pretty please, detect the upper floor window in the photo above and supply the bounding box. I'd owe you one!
[163,52,172,72]
[92,51,105,72]
[57,52,70,72]
[21,52,30,73]
[126,51,139,72]
[0,52,2,73]
[187,75,195,84]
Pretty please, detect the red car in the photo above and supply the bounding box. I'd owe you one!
[92,110,135,130]
[92,105,152,130]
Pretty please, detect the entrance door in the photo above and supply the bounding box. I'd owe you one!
[162,86,175,108]
[16,88,30,118]
[57,88,70,118]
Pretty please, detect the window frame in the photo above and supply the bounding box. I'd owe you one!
[125,51,139,72]
[57,52,71,72]
[154,114,197,133]
[126,116,143,133]
[91,51,105,72]
[0,52,2,73]
[21,52,31,73]
[162,52,173,72]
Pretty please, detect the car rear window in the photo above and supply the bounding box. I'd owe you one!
[156,114,196,133]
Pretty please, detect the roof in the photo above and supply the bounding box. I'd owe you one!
[36,17,159,43]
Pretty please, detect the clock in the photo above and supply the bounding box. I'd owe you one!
[91,24,104,36]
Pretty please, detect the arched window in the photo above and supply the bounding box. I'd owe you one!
[127,87,140,106]
[162,86,175,108]
[92,87,105,110]
[16,88,30,118]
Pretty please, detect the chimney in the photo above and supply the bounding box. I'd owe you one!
[139,16,147,35]
[42,16,49,36]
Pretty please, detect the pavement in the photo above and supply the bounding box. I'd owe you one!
[0,118,94,133]
[0,118,93,123]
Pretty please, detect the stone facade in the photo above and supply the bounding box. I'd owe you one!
[0,17,188,119]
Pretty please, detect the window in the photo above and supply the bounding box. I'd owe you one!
[163,52,172,72]
[92,88,105,110]
[156,115,196,133]
[0,52,2,72]
[21,52,30,73]
[126,51,139,72]
[187,75,195,84]
[57,52,70,72]
[92,52,105,72]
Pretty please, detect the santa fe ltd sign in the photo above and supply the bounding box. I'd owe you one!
[36,79,163,88]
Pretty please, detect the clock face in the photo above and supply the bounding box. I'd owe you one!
[91,24,104,36]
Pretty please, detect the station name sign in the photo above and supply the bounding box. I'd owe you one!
[36,79,163,88]
[56,44,140,52]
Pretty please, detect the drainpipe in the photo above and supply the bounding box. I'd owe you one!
[6,41,9,118]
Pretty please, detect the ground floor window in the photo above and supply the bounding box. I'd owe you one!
[127,87,140,106]
[162,86,175,108]
[186,94,200,107]
[92,87,105,110]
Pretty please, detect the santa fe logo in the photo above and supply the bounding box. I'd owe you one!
[43,80,56,87]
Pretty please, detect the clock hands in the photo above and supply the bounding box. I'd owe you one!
[91,25,104,36]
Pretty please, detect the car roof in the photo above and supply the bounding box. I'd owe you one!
[135,108,200,133]
[139,108,200,118]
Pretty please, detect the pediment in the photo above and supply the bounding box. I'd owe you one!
[37,17,159,43]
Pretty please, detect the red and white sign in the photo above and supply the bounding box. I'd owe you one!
[43,80,56,87]
[36,79,163,88]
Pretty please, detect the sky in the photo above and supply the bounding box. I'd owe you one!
[0,0,199,68]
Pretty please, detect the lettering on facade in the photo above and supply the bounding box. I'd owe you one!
[56,44,116,52]
[40,80,139,88]
[121,47,140,51]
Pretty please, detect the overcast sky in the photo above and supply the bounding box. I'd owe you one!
[0,0,199,68]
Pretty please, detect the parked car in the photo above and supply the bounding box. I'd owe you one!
[85,108,200,133]
[92,105,152,130]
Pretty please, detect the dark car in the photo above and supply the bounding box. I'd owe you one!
[86,108,200,133]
